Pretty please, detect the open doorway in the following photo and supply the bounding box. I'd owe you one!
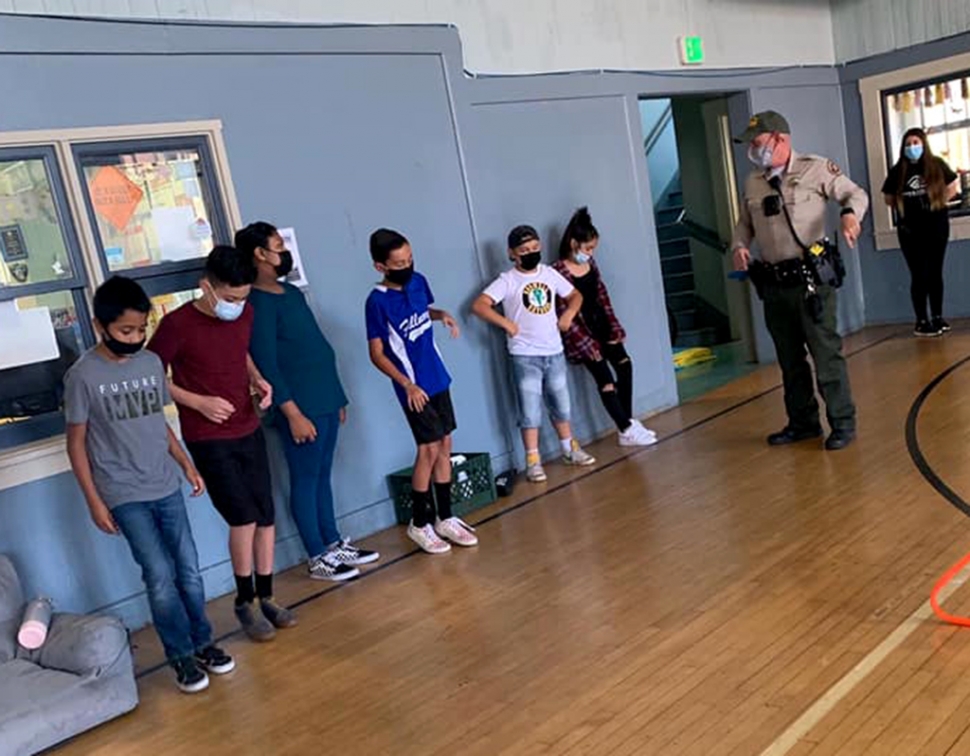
[641,92,757,402]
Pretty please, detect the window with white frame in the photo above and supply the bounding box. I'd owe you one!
[882,74,970,211]
[0,124,237,453]
[860,51,970,250]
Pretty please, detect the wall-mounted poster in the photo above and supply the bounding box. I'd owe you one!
[277,227,310,289]
[0,224,28,263]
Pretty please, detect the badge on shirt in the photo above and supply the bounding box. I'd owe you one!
[522,282,553,315]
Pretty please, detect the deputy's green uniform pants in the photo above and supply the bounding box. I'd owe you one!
[763,283,855,433]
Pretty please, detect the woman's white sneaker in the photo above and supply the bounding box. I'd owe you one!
[407,522,452,554]
[435,517,479,547]
[619,420,658,447]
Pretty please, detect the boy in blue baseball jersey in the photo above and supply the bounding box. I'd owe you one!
[365,229,478,554]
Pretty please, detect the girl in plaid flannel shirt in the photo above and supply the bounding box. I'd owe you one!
[554,207,657,447]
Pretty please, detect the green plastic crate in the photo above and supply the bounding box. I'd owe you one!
[388,452,497,525]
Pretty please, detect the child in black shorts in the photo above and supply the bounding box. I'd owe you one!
[365,229,478,553]
[149,246,297,641]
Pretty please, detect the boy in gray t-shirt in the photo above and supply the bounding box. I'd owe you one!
[64,276,235,694]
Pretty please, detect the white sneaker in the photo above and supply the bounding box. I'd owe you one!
[407,522,452,554]
[435,517,479,547]
[563,444,596,467]
[619,420,658,447]
[526,461,548,483]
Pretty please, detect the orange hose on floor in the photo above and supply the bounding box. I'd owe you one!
[930,550,970,627]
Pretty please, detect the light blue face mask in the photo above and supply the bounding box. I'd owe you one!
[748,143,774,169]
[213,296,245,322]
[905,143,924,162]
[574,252,592,265]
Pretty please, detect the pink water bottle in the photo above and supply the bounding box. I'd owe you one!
[18,598,53,650]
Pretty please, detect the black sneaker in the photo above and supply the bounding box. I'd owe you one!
[195,645,235,675]
[915,320,941,337]
[309,553,360,582]
[767,426,823,446]
[825,429,856,451]
[172,657,209,694]
[327,539,380,566]
[932,317,951,334]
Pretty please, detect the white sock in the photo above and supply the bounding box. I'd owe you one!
[560,437,573,454]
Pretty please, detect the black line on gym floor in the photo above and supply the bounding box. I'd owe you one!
[905,354,970,518]
[135,329,900,679]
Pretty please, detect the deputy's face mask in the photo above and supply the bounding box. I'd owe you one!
[748,143,775,169]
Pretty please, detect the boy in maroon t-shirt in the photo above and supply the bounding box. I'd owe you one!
[149,245,297,642]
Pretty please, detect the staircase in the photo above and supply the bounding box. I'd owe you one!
[654,178,718,349]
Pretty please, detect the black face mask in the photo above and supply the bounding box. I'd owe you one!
[274,250,294,278]
[518,252,542,271]
[386,265,414,286]
[104,336,145,357]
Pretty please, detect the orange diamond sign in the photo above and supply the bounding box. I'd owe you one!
[89,166,144,231]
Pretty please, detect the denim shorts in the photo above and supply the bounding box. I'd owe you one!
[511,353,571,429]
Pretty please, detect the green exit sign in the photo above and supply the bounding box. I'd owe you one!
[679,35,704,65]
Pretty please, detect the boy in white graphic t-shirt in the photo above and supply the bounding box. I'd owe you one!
[473,225,597,483]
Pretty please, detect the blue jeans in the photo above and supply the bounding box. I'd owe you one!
[112,490,212,662]
[277,411,341,558]
[511,353,571,429]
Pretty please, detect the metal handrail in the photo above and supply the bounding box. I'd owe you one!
[643,104,673,157]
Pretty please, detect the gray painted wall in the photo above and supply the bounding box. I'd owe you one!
[840,31,970,325]
[833,0,970,65]
[0,1,838,73]
[0,13,858,630]
[0,17,510,625]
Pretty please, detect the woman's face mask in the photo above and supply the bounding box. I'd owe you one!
[904,142,924,162]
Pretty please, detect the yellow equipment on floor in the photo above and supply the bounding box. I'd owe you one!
[673,347,716,371]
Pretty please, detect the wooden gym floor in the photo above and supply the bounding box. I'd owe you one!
[52,324,970,756]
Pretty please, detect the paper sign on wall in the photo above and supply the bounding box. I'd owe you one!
[0,300,58,370]
[277,227,310,289]
[152,206,201,263]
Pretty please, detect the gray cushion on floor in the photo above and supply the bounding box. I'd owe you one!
[0,555,139,755]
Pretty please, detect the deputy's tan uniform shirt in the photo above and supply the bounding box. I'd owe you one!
[731,150,869,264]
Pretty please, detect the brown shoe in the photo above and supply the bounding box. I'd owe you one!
[260,598,298,629]
[234,601,276,642]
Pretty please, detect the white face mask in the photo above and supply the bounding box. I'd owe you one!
[205,283,246,322]
[214,298,245,322]
[748,143,775,170]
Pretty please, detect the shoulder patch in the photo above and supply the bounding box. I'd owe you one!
[827,159,841,176]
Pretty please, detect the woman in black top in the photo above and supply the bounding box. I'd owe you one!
[881,127,960,336]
